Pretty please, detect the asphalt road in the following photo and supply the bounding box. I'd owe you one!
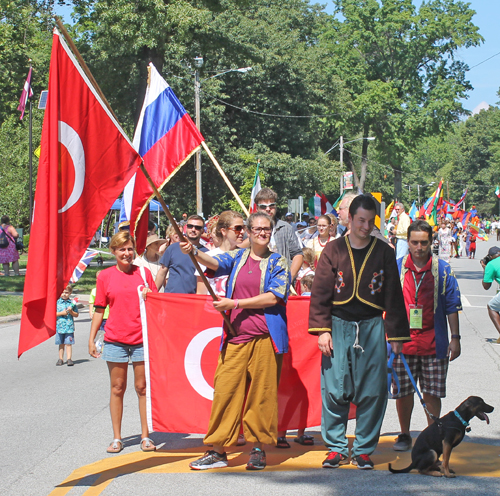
[1,239,499,496]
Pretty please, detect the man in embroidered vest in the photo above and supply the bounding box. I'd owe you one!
[309,195,410,470]
[392,220,462,452]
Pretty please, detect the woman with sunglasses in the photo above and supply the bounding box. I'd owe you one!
[196,211,245,296]
[181,212,290,471]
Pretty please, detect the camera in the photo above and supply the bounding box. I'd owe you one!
[481,254,493,266]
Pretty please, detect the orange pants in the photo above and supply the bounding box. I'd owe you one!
[204,335,283,447]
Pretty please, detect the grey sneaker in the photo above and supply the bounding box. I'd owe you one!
[67,359,74,366]
[351,454,374,469]
[246,448,266,470]
[189,450,228,470]
[56,359,63,366]
[322,451,349,468]
[393,433,412,451]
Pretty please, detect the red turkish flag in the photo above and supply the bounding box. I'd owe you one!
[18,29,142,357]
[144,294,356,434]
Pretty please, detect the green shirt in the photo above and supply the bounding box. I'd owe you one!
[483,256,500,285]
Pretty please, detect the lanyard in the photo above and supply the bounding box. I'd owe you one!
[412,270,427,306]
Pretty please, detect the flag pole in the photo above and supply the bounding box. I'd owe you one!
[54,17,119,123]
[54,17,235,335]
[139,163,236,335]
[28,61,33,232]
[201,141,250,217]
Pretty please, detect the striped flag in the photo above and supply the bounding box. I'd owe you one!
[249,161,262,213]
[495,186,500,199]
[69,250,99,283]
[17,67,34,120]
[121,63,204,254]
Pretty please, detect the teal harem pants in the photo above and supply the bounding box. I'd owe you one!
[321,314,388,457]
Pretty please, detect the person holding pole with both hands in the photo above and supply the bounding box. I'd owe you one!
[181,212,290,471]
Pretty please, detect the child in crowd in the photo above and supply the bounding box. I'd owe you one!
[295,248,315,295]
[300,274,314,296]
[469,235,477,259]
[55,284,79,366]
[89,270,109,331]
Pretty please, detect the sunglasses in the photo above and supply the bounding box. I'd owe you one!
[186,224,204,231]
[251,227,272,234]
[257,203,277,210]
[228,225,245,233]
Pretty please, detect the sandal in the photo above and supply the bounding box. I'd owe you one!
[140,437,156,452]
[276,436,291,449]
[107,439,123,453]
[294,435,314,446]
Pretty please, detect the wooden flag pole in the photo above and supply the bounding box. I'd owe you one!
[138,164,236,335]
[54,18,120,123]
[54,16,235,335]
[201,141,250,217]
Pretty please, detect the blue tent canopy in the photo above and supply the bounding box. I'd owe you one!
[109,199,164,212]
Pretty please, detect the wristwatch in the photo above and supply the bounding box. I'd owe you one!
[192,245,199,257]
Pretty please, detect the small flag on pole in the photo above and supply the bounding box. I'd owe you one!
[249,161,262,213]
[18,67,34,120]
[495,186,500,199]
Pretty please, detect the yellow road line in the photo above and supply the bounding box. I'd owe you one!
[49,436,500,495]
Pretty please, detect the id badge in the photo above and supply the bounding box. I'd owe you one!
[409,304,423,329]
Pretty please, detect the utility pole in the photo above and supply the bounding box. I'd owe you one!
[194,57,203,217]
[339,135,344,195]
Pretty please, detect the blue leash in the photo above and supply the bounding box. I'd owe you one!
[387,351,440,423]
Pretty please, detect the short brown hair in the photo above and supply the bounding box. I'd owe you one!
[254,187,278,204]
[110,230,136,251]
[301,274,314,291]
[187,214,205,224]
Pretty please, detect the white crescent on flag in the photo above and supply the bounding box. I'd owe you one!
[58,120,86,213]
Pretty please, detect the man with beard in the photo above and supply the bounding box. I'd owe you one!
[155,215,208,293]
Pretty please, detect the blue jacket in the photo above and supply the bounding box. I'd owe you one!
[213,248,290,353]
[397,255,462,359]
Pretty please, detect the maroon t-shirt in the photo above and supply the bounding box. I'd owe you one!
[229,257,268,344]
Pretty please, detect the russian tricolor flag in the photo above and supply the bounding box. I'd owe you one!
[122,63,204,253]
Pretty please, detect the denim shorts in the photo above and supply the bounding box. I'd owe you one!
[488,291,500,313]
[101,341,144,363]
[55,332,74,345]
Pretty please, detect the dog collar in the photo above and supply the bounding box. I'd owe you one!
[454,410,471,432]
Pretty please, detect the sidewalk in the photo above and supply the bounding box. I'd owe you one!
[0,291,90,324]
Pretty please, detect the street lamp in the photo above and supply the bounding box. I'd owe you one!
[325,136,375,193]
[193,59,252,217]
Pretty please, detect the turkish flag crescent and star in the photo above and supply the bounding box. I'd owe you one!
[18,29,142,357]
[144,294,355,433]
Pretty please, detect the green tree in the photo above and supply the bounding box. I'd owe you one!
[322,0,482,195]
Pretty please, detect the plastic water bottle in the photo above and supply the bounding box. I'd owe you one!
[95,330,105,355]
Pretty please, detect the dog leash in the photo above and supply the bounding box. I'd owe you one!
[387,351,441,425]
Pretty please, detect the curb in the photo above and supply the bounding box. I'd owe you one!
[0,314,21,324]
